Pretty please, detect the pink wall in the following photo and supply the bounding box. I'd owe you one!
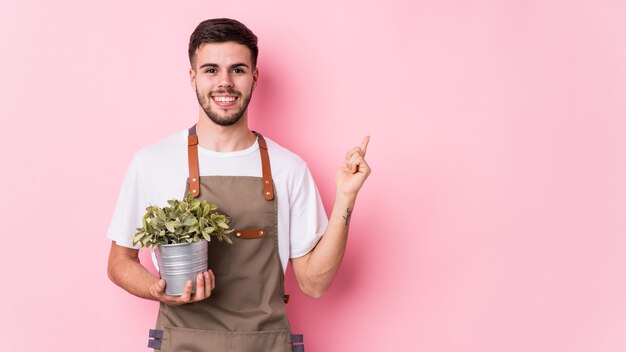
[1,0,625,351]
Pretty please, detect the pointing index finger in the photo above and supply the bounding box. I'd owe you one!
[360,136,370,156]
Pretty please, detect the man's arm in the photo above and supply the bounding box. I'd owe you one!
[107,241,215,306]
[290,136,371,299]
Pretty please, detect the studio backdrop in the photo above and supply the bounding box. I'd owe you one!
[1,0,625,351]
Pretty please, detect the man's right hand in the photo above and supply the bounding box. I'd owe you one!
[150,270,215,306]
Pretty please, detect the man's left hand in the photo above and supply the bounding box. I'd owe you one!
[335,136,371,197]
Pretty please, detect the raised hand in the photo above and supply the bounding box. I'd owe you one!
[335,136,371,197]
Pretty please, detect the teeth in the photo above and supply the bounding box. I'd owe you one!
[214,96,236,103]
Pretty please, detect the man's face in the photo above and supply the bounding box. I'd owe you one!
[190,42,258,126]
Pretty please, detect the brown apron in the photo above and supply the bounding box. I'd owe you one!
[147,126,304,352]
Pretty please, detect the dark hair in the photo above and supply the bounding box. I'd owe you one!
[188,18,259,68]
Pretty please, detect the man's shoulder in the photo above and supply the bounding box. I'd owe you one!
[264,136,308,170]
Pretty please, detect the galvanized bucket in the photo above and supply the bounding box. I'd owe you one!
[155,241,208,296]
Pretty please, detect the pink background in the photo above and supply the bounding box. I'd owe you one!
[1,0,625,351]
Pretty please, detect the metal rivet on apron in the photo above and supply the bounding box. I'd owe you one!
[259,231,264,236]
[192,189,197,193]
[265,180,269,184]
[265,192,271,196]
[192,178,197,182]
[236,232,241,237]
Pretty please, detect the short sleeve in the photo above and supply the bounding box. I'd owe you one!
[288,164,328,258]
[106,155,147,248]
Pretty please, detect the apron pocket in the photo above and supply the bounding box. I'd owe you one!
[162,326,291,352]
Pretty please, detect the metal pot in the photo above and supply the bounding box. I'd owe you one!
[155,240,208,296]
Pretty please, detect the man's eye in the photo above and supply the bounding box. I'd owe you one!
[233,68,245,74]
[205,68,216,73]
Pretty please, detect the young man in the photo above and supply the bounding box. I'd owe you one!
[107,18,370,351]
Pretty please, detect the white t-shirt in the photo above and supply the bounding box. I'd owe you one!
[107,130,328,272]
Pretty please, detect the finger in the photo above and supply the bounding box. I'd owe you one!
[355,158,369,175]
[202,272,210,297]
[151,279,166,301]
[209,270,215,291]
[156,279,166,293]
[348,153,363,173]
[347,153,358,173]
[179,280,192,303]
[194,272,205,300]
[345,147,362,163]
[352,155,371,175]
[360,136,370,156]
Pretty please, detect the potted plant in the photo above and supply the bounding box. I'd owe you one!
[132,192,234,295]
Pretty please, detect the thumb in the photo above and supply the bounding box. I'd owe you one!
[156,279,166,292]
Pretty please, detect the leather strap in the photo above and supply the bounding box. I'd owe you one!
[254,131,275,201]
[149,329,164,339]
[187,127,274,201]
[291,334,304,352]
[233,228,267,239]
[147,338,162,350]
[147,329,164,350]
[188,125,201,198]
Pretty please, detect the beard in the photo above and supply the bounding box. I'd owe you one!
[196,88,253,127]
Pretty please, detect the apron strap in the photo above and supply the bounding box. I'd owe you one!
[291,334,304,352]
[253,131,275,201]
[147,329,163,350]
[187,126,274,201]
[187,125,201,197]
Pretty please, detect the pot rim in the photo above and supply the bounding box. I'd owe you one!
[156,241,207,248]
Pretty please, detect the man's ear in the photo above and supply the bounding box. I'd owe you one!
[189,68,197,89]
[252,67,259,91]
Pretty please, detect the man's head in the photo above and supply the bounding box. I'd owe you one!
[188,19,260,127]
[188,18,258,70]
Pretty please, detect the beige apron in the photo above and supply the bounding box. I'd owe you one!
[147,126,304,352]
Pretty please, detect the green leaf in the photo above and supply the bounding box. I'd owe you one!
[185,192,194,203]
[183,217,197,226]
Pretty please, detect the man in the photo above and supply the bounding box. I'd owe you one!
[107,18,370,351]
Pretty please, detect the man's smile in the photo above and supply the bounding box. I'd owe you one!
[211,94,239,108]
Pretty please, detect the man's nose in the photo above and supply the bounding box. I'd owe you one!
[217,71,233,89]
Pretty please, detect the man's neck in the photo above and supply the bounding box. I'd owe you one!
[195,112,256,152]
